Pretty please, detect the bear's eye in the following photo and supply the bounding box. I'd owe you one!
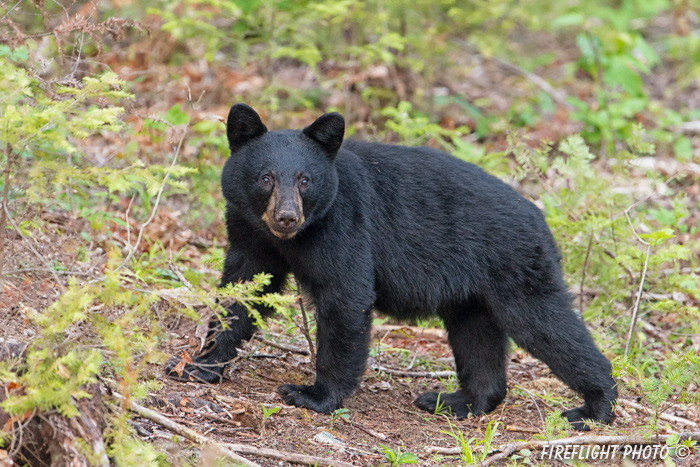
[261,175,272,185]
[300,177,310,187]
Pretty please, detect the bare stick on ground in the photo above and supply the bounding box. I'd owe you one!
[372,365,454,378]
[617,398,697,427]
[425,432,700,466]
[254,335,310,355]
[113,392,356,467]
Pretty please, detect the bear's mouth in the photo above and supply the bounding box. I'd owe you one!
[268,224,301,240]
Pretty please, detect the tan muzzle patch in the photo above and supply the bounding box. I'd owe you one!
[261,185,305,239]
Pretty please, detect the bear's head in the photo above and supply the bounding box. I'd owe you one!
[222,104,344,240]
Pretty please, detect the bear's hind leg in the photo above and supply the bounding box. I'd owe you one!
[414,298,507,419]
[498,292,617,430]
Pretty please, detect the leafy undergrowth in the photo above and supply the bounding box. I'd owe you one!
[2,0,700,466]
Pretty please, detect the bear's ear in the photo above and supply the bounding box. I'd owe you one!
[227,104,267,151]
[302,112,345,157]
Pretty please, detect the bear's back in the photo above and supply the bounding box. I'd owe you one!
[336,140,563,318]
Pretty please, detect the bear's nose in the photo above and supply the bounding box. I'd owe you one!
[277,211,298,227]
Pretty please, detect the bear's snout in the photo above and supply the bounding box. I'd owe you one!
[261,184,305,239]
[276,211,299,227]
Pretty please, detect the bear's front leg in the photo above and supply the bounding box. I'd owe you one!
[279,288,374,413]
[165,245,289,383]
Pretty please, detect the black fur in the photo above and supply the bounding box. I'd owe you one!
[165,105,617,430]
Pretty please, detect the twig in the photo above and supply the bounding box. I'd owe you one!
[111,392,355,467]
[254,335,310,356]
[223,443,355,467]
[111,392,259,467]
[341,417,386,439]
[0,142,14,286]
[372,365,454,378]
[295,278,316,362]
[3,204,66,293]
[407,325,427,370]
[0,0,24,21]
[116,120,189,272]
[603,248,636,281]
[617,398,697,427]
[371,324,446,341]
[426,432,700,463]
[124,193,135,251]
[199,411,241,427]
[515,385,548,440]
[169,256,193,289]
[505,425,541,433]
[4,268,91,276]
[623,207,652,358]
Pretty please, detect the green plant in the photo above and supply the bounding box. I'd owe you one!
[544,410,572,440]
[441,419,502,465]
[378,443,419,466]
[329,407,350,430]
[260,403,281,435]
[432,393,450,417]
[261,404,282,421]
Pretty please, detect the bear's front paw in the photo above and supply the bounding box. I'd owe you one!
[278,384,341,414]
[562,406,604,431]
[164,355,224,383]
[414,391,490,419]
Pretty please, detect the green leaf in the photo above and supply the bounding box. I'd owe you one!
[673,137,693,161]
[550,13,584,29]
[639,229,676,245]
[165,103,189,125]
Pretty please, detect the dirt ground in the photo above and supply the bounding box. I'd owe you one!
[3,224,699,466]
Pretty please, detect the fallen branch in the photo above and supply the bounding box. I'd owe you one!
[617,399,697,427]
[223,443,355,467]
[4,268,92,276]
[113,392,354,467]
[505,425,541,434]
[372,365,454,378]
[371,325,446,341]
[199,411,241,427]
[425,432,700,466]
[255,335,310,356]
[481,432,700,466]
[112,392,259,467]
[341,417,387,440]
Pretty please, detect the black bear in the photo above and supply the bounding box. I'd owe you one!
[166,104,617,430]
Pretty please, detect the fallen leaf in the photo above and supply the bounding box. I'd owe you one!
[172,351,193,377]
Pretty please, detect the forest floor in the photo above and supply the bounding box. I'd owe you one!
[4,222,699,466]
[3,13,700,466]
